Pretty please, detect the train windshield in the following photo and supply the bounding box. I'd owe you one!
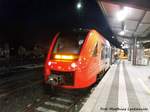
[52,32,87,54]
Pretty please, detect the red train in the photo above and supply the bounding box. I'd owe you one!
[44,29,111,89]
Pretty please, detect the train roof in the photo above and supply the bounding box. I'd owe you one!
[58,29,111,46]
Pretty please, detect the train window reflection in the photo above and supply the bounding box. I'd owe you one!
[93,43,98,56]
[52,32,87,54]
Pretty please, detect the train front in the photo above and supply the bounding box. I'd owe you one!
[44,31,87,89]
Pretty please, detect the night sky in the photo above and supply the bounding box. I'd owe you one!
[0,0,120,48]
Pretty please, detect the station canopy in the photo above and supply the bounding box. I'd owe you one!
[98,0,150,47]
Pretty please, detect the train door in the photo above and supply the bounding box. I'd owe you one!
[102,43,111,71]
[101,44,106,71]
[93,42,99,69]
[87,40,100,80]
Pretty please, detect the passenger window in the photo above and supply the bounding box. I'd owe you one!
[105,47,108,58]
[93,43,98,56]
[101,45,104,59]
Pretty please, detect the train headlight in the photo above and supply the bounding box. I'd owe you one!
[48,61,51,66]
[71,63,77,68]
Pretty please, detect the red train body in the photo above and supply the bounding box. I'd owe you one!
[44,29,111,89]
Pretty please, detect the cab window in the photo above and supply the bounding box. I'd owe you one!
[93,43,98,56]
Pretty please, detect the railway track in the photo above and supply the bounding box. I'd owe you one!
[0,67,43,84]
[0,79,43,98]
[22,68,107,112]
[22,88,91,112]
[0,66,108,112]
[22,71,107,112]
[0,69,43,98]
[0,76,91,112]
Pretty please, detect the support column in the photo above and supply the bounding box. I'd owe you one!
[132,37,137,65]
[128,45,132,61]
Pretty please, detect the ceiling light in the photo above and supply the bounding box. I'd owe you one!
[77,2,82,10]
[119,31,125,35]
[116,7,129,21]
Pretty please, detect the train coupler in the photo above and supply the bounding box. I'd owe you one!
[47,74,64,86]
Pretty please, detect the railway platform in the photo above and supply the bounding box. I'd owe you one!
[80,60,150,112]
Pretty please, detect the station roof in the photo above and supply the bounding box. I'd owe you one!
[98,0,150,45]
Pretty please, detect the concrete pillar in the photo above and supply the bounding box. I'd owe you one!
[132,37,137,65]
[128,45,132,61]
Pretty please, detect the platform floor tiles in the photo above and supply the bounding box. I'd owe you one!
[80,60,150,112]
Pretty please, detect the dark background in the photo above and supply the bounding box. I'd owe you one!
[0,0,120,50]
